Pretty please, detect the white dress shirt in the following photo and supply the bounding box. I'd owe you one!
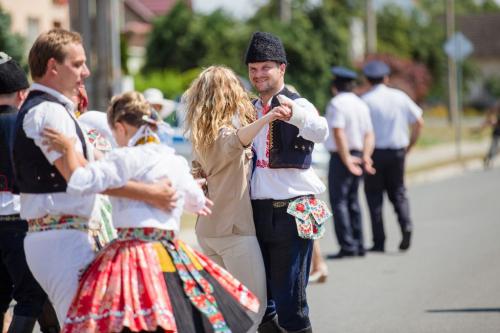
[362,84,422,149]
[19,83,97,220]
[250,92,328,200]
[67,134,205,231]
[0,193,20,215]
[324,92,373,152]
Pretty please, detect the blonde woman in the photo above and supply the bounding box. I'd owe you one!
[43,91,259,333]
[184,65,291,332]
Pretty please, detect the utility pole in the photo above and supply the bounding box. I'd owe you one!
[366,0,377,54]
[446,0,461,160]
[279,0,292,24]
[69,0,122,111]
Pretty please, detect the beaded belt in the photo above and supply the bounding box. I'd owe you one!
[116,227,176,242]
[27,215,88,232]
[0,214,21,222]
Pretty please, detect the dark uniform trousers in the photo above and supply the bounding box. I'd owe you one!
[328,151,364,254]
[0,219,60,332]
[364,148,412,248]
[0,219,46,317]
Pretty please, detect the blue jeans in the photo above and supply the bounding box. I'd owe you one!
[252,199,313,332]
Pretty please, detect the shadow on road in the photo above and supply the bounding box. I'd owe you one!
[426,307,500,313]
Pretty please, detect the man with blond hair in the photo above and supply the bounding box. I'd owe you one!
[12,29,177,326]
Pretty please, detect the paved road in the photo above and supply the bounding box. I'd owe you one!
[308,167,500,333]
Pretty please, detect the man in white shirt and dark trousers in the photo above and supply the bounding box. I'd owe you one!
[361,60,424,252]
[245,31,329,333]
[325,66,375,258]
[0,53,60,333]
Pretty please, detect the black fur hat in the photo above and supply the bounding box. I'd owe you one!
[245,32,287,65]
[0,52,29,94]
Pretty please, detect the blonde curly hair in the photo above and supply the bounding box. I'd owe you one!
[183,66,255,154]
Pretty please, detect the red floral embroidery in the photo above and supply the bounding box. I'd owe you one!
[256,159,269,168]
[296,203,305,212]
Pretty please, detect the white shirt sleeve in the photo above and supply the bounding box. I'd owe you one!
[404,94,423,124]
[66,147,146,195]
[23,102,83,164]
[282,96,329,143]
[329,102,346,129]
[170,156,206,214]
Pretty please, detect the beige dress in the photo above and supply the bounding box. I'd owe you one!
[193,127,266,331]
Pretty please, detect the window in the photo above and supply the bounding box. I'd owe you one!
[27,18,40,46]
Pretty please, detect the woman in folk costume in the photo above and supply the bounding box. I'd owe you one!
[42,91,259,333]
[184,66,292,332]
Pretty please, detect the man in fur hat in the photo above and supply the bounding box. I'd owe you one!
[245,31,329,333]
[0,52,59,333]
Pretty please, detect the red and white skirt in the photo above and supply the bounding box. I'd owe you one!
[62,228,259,333]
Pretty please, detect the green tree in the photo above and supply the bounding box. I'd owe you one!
[144,1,204,72]
[143,0,355,110]
[0,6,25,65]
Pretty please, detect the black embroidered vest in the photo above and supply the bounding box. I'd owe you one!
[13,91,88,193]
[0,105,19,193]
[263,87,314,169]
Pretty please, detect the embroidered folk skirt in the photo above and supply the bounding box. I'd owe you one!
[62,228,258,333]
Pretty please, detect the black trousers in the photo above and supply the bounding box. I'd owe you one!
[328,151,364,253]
[364,148,412,247]
[252,199,313,332]
[0,219,47,317]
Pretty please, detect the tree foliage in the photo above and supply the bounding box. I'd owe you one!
[144,0,356,111]
[0,6,25,66]
[141,0,500,109]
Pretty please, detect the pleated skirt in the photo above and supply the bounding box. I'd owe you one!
[62,229,259,333]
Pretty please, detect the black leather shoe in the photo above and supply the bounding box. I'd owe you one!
[7,315,37,333]
[367,245,385,252]
[327,249,357,259]
[258,315,284,333]
[399,231,412,251]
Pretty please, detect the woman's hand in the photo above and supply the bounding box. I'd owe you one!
[266,105,292,122]
[197,197,213,216]
[42,128,76,154]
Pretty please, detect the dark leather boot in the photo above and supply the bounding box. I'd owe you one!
[37,301,60,333]
[258,315,285,333]
[7,315,37,333]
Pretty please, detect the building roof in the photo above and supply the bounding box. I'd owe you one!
[124,0,191,22]
[458,13,500,58]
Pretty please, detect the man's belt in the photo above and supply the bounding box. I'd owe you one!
[0,214,21,222]
[27,214,88,232]
[272,195,314,209]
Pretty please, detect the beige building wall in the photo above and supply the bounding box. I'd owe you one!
[0,0,69,47]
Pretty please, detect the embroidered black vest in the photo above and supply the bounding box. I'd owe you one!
[13,91,88,193]
[0,105,19,193]
[264,87,314,169]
